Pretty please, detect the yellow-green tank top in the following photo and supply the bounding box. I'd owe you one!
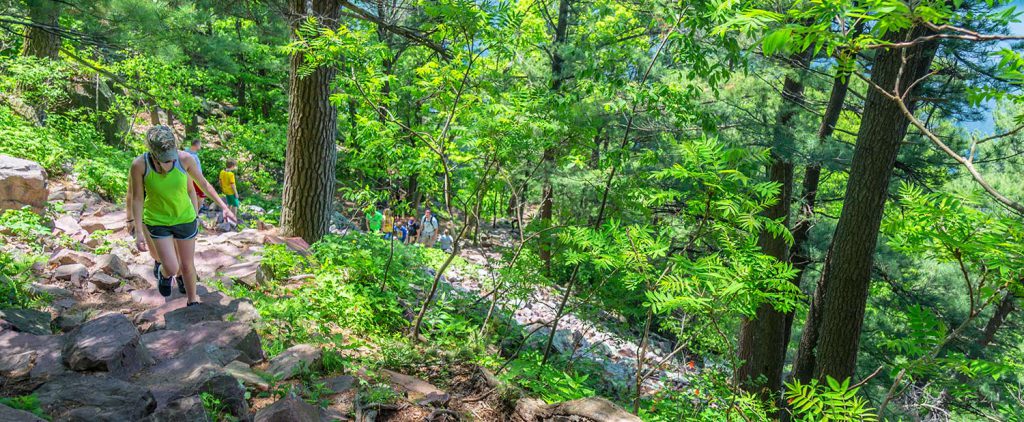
[142,152,197,226]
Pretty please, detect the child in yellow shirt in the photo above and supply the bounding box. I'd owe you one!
[219,159,240,216]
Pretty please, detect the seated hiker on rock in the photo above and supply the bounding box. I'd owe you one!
[128,125,237,306]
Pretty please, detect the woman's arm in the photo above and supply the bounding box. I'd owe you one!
[180,153,236,223]
[129,158,148,251]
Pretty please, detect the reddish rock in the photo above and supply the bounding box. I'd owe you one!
[36,374,157,421]
[0,155,47,214]
[79,210,127,233]
[140,320,264,364]
[62,313,153,377]
[92,254,131,278]
[254,397,321,422]
[267,344,322,380]
[49,248,97,267]
[89,273,122,291]
[53,263,89,282]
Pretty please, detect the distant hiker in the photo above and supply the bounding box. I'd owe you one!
[397,220,408,243]
[219,158,240,218]
[128,125,236,305]
[382,208,395,240]
[366,206,383,234]
[405,216,419,244]
[438,229,453,253]
[418,209,439,247]
[185,139,206,213]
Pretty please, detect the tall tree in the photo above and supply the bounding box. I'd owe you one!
[794,25,938,383]
[21,0,62,59]
[538,0,572,272]
[280,0,341,243]
[735,53,807,398]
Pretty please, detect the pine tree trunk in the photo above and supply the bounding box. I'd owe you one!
[782,73,851,363]
[796,26,938,383]
[538,0,572,272]
[21,0,62,59]
[280,0,341,244]
[735,58,804,398]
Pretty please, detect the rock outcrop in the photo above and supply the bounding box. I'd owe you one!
[0,155,47,214]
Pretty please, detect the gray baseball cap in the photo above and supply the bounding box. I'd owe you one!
[146,126,178,162]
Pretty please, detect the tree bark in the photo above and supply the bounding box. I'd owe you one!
[735,56,805,398]
[280,0,341,244]
[21,0,62,59]
[782,72,852,363]
[538,0,571,272]
[794,25,938,383]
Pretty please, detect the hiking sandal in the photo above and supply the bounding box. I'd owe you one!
[186,301,201,307]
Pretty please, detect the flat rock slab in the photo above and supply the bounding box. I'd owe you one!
[224,360,269,391]
[0,308,51,335]
[321,375,356,394]
[0,330,68,395]
[267,344,322,380]
[79,210,127,234]
[547,397,640,422]
[0,403,47,422]
[53,263,89,282]
[141,320,264,364]
[89,273,121,291]
[133,344,248,418]
[379,369,449,405]
[254,397,321,422]
[49,249,96,267]
[62,313,153,377]
[36,374,157,422]
[221,261,265,287]
[132,290,232,333]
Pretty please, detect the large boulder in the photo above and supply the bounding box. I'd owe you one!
[163,299,258,331]
[0,330,68,395]
[133,291,237,332]
[0,155,47,215]
[35,374,157,422]
[62,313,153,377]
[0,308,51,335]
[140,320,264,364]
[0,403,47,422]
[254,397,321,422]
[133,344,248,418]
[267,344,322,380]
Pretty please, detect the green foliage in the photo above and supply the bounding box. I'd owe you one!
[200,392,238,422]
[0,250,47,309]
[0,207,49,240]
[784,377,878,422]
[0,394,49,420]
[639,370,771,421]
[501,352,596,404]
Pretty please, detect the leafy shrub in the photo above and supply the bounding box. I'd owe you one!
[0,394,49,420]
[501,351,596,404]
[0,207,49,239]
[784,377,877,421]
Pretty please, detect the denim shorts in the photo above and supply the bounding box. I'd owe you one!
[146,219,199,240]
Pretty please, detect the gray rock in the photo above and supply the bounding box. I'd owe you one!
[144,395,210,422]
[254,397,321,422]
[36,374,157,422]
[0,308,51,335]
[29,283,71,299]
[140,320,264,364]
[62,313,153,377]
[0,330,68,395]
[53,263,88,282]
[133,291,231,332]
[132,344,247,418]
[54,310,88,333]
[0,403,47,422]
[88,273,121,291]
[321,375,355,394]
[92,254,130,278]
[379,369,449,404]
[268,344,322,380]
[224,360,270,391]
[0,155,47,214]
[221,260,265,287]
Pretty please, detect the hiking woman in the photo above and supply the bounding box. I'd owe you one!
[128,126,236,305]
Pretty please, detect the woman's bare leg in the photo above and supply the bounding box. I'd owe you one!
[175,238,199,303]
[151,237,179,280]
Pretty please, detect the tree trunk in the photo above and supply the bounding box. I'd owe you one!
[978,293,1015,349]
[538,0,572,273]
[795,26,938,383]
[735,57,805,398]
[782,73,852,362]
[280,0,341,244]
[21,0,62,59]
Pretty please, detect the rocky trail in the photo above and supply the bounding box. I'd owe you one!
[0,155,643,421]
